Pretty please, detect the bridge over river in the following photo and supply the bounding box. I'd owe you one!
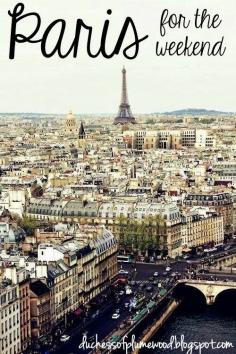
[97,277,236,354]
[177,279,236,305]
[132,278,236,353]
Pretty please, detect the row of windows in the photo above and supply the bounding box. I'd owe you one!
[1,317,19,333]
[0,289,17,306]
[1,342,20,354]
[19,287,29,298]
[1,304,19,319]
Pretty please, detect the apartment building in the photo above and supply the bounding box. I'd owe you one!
[125,129,215,150]
[181,211,224,250]
[30,280,51,339]
[98,201,182,258]
[73,228,118,303]
[180,129,196,147]
[184,192,233,238]
[26,199,183,258]
[4,266,31,351]
[0,282,21,354]
[36,246,79,325]
[36,226,117,307]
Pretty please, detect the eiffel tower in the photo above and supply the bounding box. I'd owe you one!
[114,67,136,125]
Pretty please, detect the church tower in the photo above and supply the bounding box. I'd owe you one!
[79,121,86,140]
[78,121,87,149]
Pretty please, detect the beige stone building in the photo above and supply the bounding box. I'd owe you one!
[76,227,118,303]
[36,226,118,313]
[26,199,182,258]
[0,283,21,354]
[184,192,234,238]
[181,211,224,250]
[3,266,31,352]
[36,248,79,325]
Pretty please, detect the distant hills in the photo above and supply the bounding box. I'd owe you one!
[160,108,233,116]
[0,108,234,117]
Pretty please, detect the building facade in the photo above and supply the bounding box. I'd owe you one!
[184,192,233,238]
[181,212,224,250]
[30,280,51,339]
[0,283,21,354]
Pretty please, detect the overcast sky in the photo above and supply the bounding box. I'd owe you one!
[0,0,235,114]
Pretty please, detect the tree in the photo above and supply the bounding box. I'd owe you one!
[145,118,155,125]
[19,217,40,236]
[116,215,165,255]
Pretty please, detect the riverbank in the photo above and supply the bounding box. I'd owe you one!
[132,299,181,354]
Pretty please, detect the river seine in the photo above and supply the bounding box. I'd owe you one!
[145,300,236,354]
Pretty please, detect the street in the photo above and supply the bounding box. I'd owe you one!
[51,254,236,354]
[55,293,132,354]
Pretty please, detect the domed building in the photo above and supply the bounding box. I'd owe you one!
[65,110,78,134]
